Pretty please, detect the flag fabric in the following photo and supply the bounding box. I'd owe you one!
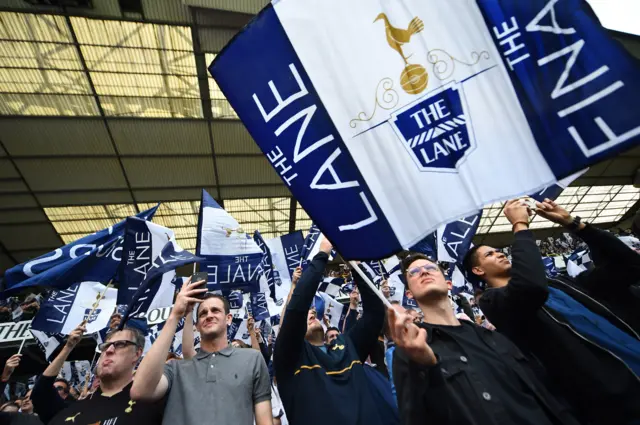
[30,330,65,361]
[542,256,559,278]
[566,249,594,278]
[530,169,588,202]
[118,218,177,312]
[316,292,344,330]
[60,361,92,388]
[31,282,117,336]
[448,264,474,295]
[249,292,271,321]
[318,277,343,298]
[145,316,198,356]
[196,190,263,292]
[210,0,640,260]
[300,224,335,268]
[120,240,201,327]
[436,212,482,264]
[266,231,305,303]
[3,206,158,295]
[253,231,279,302]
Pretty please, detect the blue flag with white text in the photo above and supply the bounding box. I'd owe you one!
[3,205,158,295]
[210,0,640,260]
[253,231,278,302]
[120,240,201,328]
[196,190,263,292]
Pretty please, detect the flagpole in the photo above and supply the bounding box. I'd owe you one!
[81,280,113,327]
[17,337,27,355]
[349,261,392,308]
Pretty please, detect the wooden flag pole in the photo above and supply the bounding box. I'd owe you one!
[349,261,392,309]
[80,280,113,327]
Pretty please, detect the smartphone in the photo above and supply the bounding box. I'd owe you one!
[190,272,208,300]
[520,198,537,210]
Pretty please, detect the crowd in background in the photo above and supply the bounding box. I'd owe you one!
[0,198,638,425]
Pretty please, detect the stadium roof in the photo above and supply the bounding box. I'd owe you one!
[0,0,638,272]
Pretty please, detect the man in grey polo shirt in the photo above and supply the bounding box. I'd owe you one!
[131,278,273,425]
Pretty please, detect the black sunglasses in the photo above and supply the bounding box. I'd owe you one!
[98,340,138,352]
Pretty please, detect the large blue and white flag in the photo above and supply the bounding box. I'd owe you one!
[300,224,335,268]
[196,190,263,292]
[31,282,117,335]
[266,231,305,301]
[530,168,588,202]
[3,205,158,295]
[121,239,201,327]
[118,218,177,314]
[210,0,640,260]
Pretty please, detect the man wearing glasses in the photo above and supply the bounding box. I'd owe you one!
[388,253,581,425]
[31,323,165,425]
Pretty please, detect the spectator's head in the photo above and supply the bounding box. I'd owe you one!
[325,327,340,344]
[0,401,19,413]
[402,253,450,304]
[196,294,231,341]
[97,327,144,383]
[231,339,249,348]
[463,245,511,288]
[305,307,324,344]
[54,378,70,399]
[20,390,33,414]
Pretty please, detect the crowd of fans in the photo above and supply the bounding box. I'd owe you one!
[0,197,638,425]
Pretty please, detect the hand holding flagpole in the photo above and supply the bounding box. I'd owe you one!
[349,261,393,309]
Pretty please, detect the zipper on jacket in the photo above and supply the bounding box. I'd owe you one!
[542,306,639,381]
[549,278,640,340]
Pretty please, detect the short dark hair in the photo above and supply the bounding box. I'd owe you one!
[326,327,339,334]
[54,378,69,392]
[200,293,230,315]
[462,245,484,281]
[106,326,145,349]
[390,300,401,305]
[401,253,445,277]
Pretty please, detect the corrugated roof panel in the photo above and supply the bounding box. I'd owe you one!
[141,0,191,24]
[122,157,216,188]
[52,218,120,235]
[216,157,281,185]
[16,158,128,191]
[37,190,133,207]
[211,122,261,155]
[0,159,19,179]
[139,201,199,216]
[198,27,238,53]
[0,93,99,116]
[0,252,15,270]
[0,119,113,156]
[134,187,206,202]
[219,185,291,199]
[183,0,267,15]
[100,96,202,118]
[225,197,289,213]
[194,8,252,28]
[0,208,46,224]
[0,68,91,94]
[0,179,27,193]
[109,119,211,155]
[0,194,38,209]
[0,13,71,42]
[82,46,197,75]
[0,41,82,70]
[0,223,62,250]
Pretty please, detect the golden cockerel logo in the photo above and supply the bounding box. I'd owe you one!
[374,13,427,95]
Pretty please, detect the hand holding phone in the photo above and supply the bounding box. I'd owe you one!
[190,272,208,300]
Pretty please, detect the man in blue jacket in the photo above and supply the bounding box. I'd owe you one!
[274,238,398,425]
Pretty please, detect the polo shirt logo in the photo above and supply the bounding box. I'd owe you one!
[125,400,136,413]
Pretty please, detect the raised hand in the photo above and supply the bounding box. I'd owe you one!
[535,198,573,227]
[503,199,531,228]
[349,288,360,309]
[388,308,437,366]
[247,316,255,333]
[319,236,333,255]
[108,313,122,330]
[1,354,21,381]
[66,325,87,350]
[292,267,302,286]
[171,277,207,320]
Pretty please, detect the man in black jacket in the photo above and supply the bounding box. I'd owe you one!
[274,238,398,425]
[389,252,579,425]
[463,198,640,425]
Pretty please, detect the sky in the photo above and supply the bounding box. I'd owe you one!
[587,0,640,36]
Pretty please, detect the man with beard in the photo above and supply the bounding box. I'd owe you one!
[31,324,164,425]
[131,279,272,425]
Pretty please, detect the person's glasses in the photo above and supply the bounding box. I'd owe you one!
[98,340,138,352]
[407,264,440,277]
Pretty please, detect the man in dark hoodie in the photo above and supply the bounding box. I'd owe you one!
[274,237,398,425]
[463,198,640,425]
